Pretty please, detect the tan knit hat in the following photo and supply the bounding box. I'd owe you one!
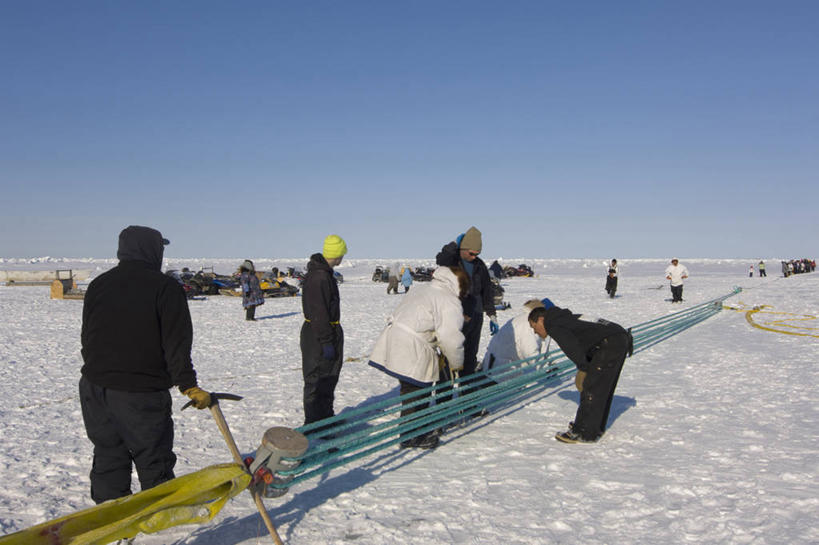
[459,226,482,253]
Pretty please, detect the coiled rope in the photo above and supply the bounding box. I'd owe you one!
[272,287,741,490]
[722,302,819,338]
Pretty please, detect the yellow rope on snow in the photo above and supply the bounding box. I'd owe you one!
[722,302,819,338]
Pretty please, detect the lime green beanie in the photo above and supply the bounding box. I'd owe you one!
[323,234,348,259]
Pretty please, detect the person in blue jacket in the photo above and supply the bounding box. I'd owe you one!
[401,266,413,293]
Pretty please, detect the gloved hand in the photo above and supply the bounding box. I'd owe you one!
[321,343,336,360]
[183,387,212,409]
[575,370,587,392]
[489,317,499,336]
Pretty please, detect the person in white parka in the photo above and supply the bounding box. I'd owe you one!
[369,266,470,449]
[664,258,689,303]
[481,298,553,381]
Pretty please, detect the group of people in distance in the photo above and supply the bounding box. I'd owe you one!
[386,263,414,294]
[77,224,634,511]
[781,258,815,277]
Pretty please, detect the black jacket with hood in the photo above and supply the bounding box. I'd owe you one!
[436,241,495,318]
[542,306,627,372]
[81,226,198,392]
[301,253,342,345]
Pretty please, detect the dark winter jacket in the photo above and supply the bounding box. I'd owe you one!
[542,306,628,372]
[436,241,495,318]
[81,227,197,393]
[301,253,341,345]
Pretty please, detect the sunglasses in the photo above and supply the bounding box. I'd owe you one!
[466,251,480,257]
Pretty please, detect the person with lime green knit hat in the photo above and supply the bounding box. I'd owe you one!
[300,234,348,427]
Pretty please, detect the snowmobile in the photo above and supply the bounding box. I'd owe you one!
[286,267,306,285]
[502,264,534,278]
[372,266,390,282]
[165,268,204,298]
[491,277,511,310]
[410,267,434,282]
[259,278,300,298]
[190,268,239,295]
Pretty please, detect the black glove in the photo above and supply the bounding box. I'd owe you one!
[321,344,336,360]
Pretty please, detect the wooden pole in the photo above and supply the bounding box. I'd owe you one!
[209,402,285,545]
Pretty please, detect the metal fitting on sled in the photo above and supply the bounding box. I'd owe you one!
[247,427,309,498]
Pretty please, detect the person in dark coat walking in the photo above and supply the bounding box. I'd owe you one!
[239,259,264,321]
[301,234,347,427]
[528,305,633,443]
[80,225,211,504]
[436,227,497,400]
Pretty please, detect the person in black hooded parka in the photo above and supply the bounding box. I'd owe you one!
[300,234,347,427]
[80,225,210,504]
[528,305,633,443]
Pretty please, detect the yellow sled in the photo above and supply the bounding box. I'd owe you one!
[0,463,250,545]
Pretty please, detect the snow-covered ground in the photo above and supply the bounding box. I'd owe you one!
[1,258,816,544]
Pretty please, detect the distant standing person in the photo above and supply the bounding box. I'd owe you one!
[239,259,264,321]
[605,259,619,298]
[401,265,413,293]
[436,226,498,385]
[301,234,347,426]
[80,226,211,504]
[528,305,633,443]
[387,262,400,295]
[665,258,689,303]
[758,261,766,277]
[748,264,754,278]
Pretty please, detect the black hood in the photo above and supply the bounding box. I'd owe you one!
[307,252,333,273]
[116,225,169,271]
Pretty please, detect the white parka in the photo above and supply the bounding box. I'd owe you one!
[481,311,544,376]
[665,263,689,286]
[368,267,465,386]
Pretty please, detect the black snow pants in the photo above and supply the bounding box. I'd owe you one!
[300,321,344,426]
[79,376,176,504]
[461,310,484,377]
[670,284,684,302]
[573,332,629,441]
[436,309,485,403]
[605,276,618,297]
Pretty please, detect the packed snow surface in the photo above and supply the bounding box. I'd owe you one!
[1,258,816,544]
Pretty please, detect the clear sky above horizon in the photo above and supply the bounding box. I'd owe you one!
[1,1,817,259]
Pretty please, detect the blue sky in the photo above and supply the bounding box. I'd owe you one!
[1,1,817,259]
